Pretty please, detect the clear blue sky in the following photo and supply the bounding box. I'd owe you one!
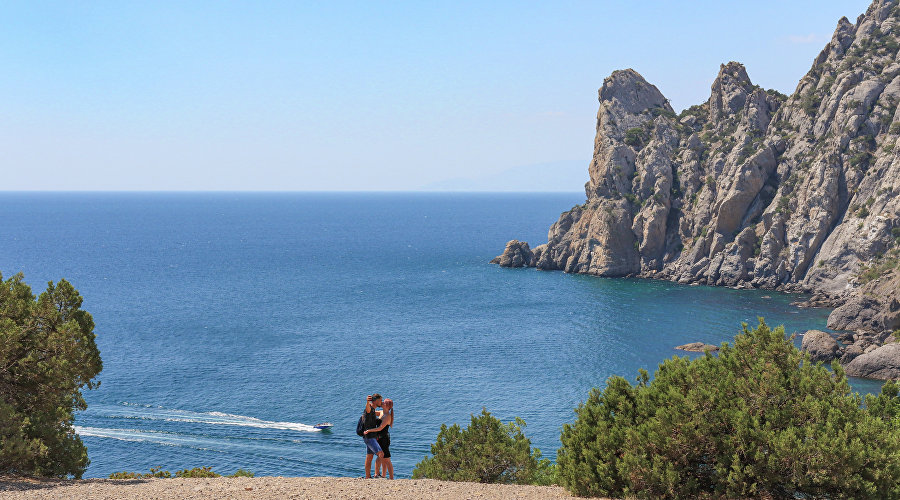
[0,0,872,191]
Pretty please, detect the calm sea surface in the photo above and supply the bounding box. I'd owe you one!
[0,192,883,478]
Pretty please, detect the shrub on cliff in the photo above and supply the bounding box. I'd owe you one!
[557,319,900,499]
[412,408,553,485]
[0,273,102,479]
[624,127,647,148]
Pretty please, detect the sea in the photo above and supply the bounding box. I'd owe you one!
[0,192,885,478]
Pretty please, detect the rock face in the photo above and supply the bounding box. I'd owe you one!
[845,343,900,379]
[801,330,842,362]
[491,240,534,268]
[675,342,719,352]
[494,0,900,378]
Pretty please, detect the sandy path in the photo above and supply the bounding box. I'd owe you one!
[0,476,583,500]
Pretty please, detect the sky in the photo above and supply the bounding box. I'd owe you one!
[0,0,873,191]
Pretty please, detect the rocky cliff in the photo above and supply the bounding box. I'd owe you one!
[494,0,900,375]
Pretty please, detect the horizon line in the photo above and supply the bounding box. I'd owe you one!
[0,189,586,194]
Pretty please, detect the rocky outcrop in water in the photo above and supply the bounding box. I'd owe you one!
[845,343,900,379]
[490,240,534,268]
[675,342,719,353]
[494,0,900,379]
[801,330,842,362]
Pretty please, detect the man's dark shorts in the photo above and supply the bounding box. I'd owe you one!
[364,437,382,455]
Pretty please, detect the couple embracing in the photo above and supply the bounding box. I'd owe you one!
[361,393,394,479]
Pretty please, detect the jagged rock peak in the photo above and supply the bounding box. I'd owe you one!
[599,68,669,115]
[493,0,900,378]
[709,62,754,122]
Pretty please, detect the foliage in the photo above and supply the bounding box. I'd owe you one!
[849,151,874,170]
[557,319,900,499]
[624,127,648,148]
[0,273,102,479]
[774,195,792,214]
[176,466,220,478]
[109,466,172,479]
[801,90,822,115]
[108,466,250,479]
[650,107,676,119]
[412,408,553,485]
[858,248,900,284]
[766,88,788,102]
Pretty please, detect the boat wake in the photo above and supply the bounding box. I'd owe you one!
[73,426,228,450]
[89,403,321,433]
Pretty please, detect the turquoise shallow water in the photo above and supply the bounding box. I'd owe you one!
[0,192,879,478]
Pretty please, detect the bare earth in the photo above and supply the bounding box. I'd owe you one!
[0,476,583,500]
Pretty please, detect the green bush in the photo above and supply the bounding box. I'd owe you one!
[176,466,220,478]
[557,319,900,499]
[801,91,822,115]
[0,274,102,479]
[858,248,900,284]
[776,195,791,214]
[412,408,553,485]
[109,466,172,479]
[624,127,648,148]
[109,466,249,479]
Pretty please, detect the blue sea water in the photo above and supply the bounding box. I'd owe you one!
[0,192,883,479]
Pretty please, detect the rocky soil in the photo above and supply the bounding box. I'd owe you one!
[495,0,900,380]
[0,477,580,500]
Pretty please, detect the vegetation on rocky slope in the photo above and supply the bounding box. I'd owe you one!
[494,0,900,369]
[417,320,900,498]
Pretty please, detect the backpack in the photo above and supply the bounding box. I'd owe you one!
[356,415,365,437]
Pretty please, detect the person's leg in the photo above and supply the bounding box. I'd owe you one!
[365,437,382,477]
[379,440,392,479]
[375,450,384,477]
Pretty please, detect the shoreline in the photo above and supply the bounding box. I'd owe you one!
[0,476,583,500]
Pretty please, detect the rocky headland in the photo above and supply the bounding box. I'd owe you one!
[493,0,900,379]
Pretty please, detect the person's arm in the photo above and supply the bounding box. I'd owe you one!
[364,413,391,434]
[363,395,372,414]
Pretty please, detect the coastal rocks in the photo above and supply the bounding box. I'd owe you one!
[829,270,900,331]
[800,330,841,362]
[491,240,534,268]
[491,0,900,378]
[675,342,719,352]
[828,296,882,331]
[844,344,900,380]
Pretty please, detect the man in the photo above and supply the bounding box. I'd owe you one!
[362,393,384,478]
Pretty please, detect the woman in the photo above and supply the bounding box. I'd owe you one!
[365,398,394,479]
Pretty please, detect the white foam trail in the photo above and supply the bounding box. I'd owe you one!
[74,426,219,450]
[95,405,321,433]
